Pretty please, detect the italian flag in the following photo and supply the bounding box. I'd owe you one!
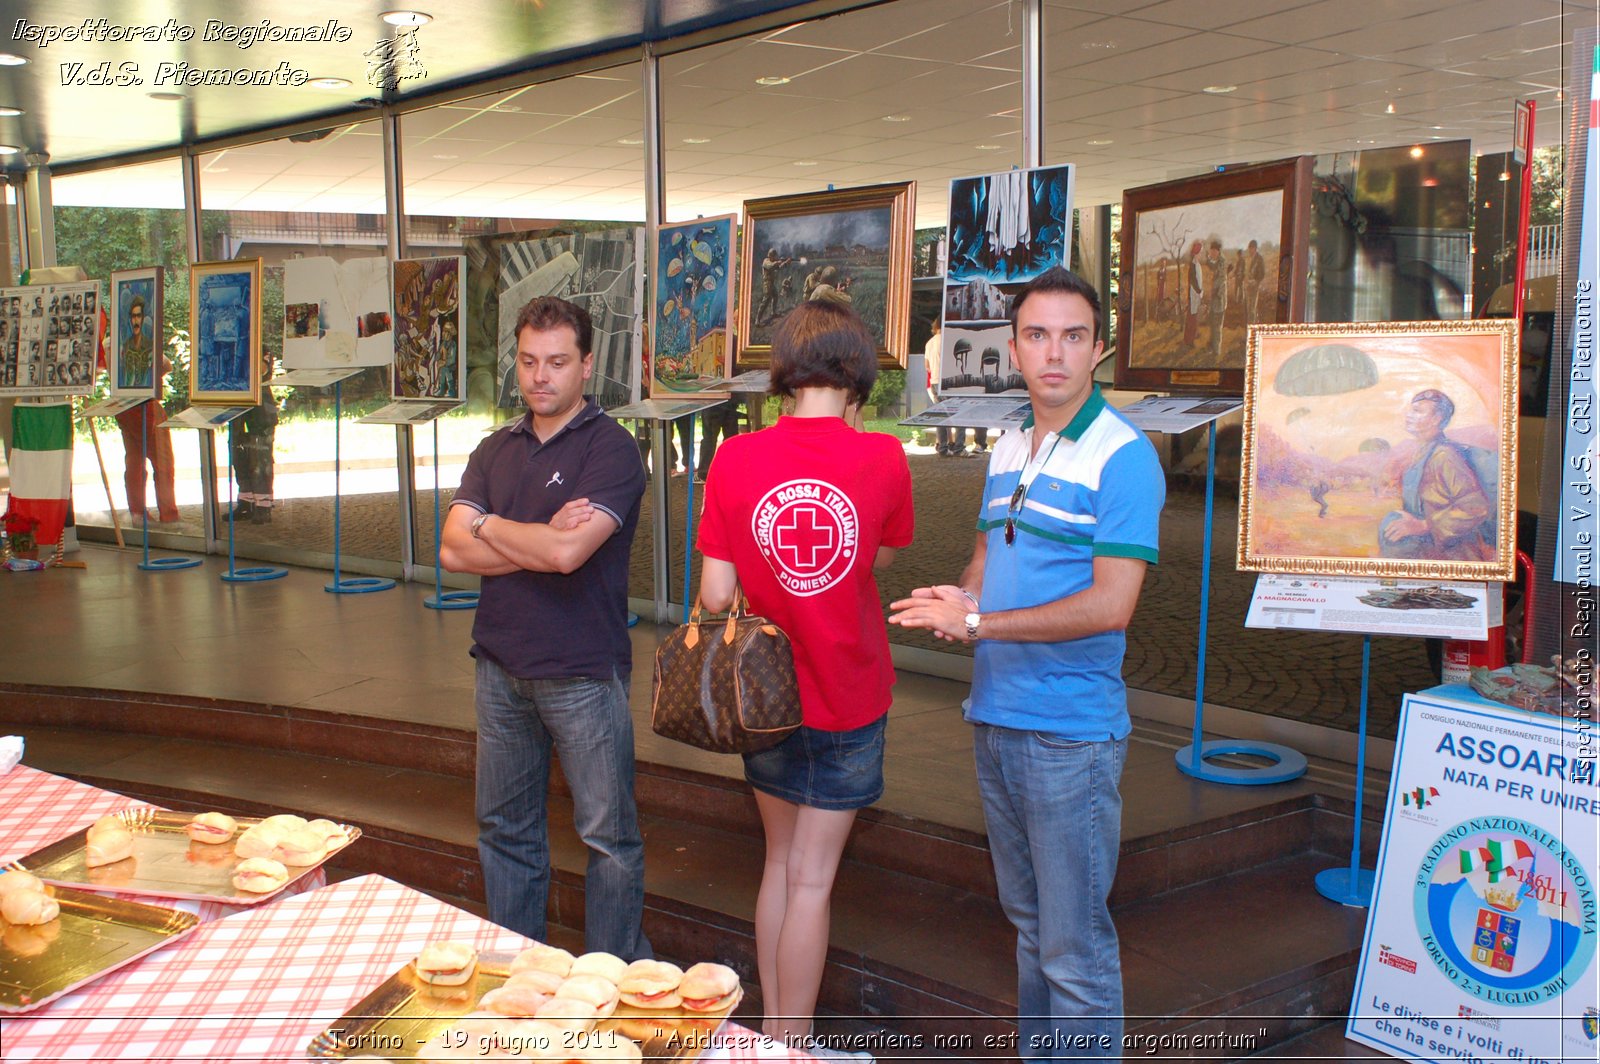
[1459,839,1536,882]
[5,402,73,547]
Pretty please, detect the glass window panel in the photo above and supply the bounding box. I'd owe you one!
[196,121,400,572]
[400,72,647,578]
[52,160,204,548]
[661,0,1021,633]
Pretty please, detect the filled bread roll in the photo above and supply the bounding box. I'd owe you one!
[231,857,289,893]
[478,984,553,1018]
[0,869,44,895]
[186,812,238,844]
[415,941,478,986]
[510,943,575,978]
[273,826,328,866]
[533,996,600,1032]
[1,887,60,925]
[85,821,134,867]
[554,974,618,1018]
[568,951,627,984]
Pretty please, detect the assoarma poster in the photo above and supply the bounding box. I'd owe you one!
[1348,688,1599,1062]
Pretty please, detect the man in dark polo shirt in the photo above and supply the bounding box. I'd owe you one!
[441,295,649,957]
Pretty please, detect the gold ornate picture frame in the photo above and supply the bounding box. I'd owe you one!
[737,182,914,369]
[1238,320,1519,582]
[188,259,262,406]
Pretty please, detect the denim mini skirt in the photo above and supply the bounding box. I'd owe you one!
[742,715,887,811]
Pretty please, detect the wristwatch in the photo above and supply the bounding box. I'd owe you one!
[471,513,491,539]
[964,612,981,640]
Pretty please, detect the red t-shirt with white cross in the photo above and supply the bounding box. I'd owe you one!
[696,416,915,732]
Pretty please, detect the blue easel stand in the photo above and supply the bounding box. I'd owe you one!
[424,418,477,611]
[1175,418,1307,785]
[135,403,200,572]
[681,411,698,623]
[220,421,286,584]
[325,379,396,595]
[1315,634,1377,907]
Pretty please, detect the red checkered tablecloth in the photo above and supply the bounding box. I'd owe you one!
[0,763,325,921]
[0,873,808,1063]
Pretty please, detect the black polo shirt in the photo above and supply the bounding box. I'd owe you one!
[452,400,646,680]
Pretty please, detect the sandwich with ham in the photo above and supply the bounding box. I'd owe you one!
[510,943,575,978]
[0,887,60,925]
[231,857,289,894]
[553,973,619,1018]
[677,962,741,1012]
[185,812,238,844]
[415,941,479,986]
[616,959,684,1009]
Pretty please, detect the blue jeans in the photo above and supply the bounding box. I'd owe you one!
[974,724,1126,1060]
[474,655,650,958]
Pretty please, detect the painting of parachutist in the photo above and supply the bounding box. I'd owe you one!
[1238,321,1518,582]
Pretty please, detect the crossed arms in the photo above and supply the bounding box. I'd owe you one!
[440,498,613,577]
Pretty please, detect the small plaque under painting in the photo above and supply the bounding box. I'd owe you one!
[1170,370,1222,387]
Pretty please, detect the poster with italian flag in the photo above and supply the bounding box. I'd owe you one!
[1346,687,1598,1061]
[1557,44,1599,584]
[4,401,72,547]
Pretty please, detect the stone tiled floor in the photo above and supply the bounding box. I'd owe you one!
[77,448,1436,739]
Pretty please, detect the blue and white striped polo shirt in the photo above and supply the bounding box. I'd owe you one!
[966,386,1164,740]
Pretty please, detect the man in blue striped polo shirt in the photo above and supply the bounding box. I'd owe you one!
[891,267,1164,1059]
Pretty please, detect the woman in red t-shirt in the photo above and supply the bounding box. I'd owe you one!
[696,301,914,1047]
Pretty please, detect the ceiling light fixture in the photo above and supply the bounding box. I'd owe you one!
[1201,85,1237,95]
[1409,146,1424,158]
[148,92,186,101]
[431,153,458,159]
[1087,138,1114,146]
[1080,40,1116,51]
[682,137,711,144]
[380,10,432,27]
[794,160,818,166]
[1385,102,1395,114]
[975,144,1004,151]
[617,137,643,145]
[0,55,28,67]
[489,103,521,112]
[0,107,21,117]
[882,114,911,123]
[756,76,791,86]
[311,78,352,89]
[0,145,20,156]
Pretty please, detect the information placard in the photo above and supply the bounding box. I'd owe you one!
[900,396,1032,430]
[1347,687,1598,1062]
[1245,574,1499,639]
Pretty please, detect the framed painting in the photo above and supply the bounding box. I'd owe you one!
[188,260,261,405]
[650,214,736,398]
[109,268,163,400]
[737,182,914,369]
[1238,321,1519,582]
[491,227,642,410]
[1114,157,1312,394]
[393,255,464,400]
[937,162,1075,396]
[282,256,391,370]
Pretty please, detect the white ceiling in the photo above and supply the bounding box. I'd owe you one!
[47,0,1592,230]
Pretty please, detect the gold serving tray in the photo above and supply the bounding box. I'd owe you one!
[0,883,199,1012]
[17,809,361,906]
[306,951,740,1059]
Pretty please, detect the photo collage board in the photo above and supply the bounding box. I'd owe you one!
[935,164,1074,397]
[0,282,102,396]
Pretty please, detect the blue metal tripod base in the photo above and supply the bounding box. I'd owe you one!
[425,590,479,610]
[221,565,287,583]
[139,556,201,571]
[1175,740,1308,785]
[1315,866,1376,907]
[326,576,397,594]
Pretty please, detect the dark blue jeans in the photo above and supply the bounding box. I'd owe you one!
[474,656,650,958]
[975,724,1127,1059]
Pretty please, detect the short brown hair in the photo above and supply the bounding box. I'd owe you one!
[767,301,877,406]
[1008,266,1103,343]
[514,296,592,355]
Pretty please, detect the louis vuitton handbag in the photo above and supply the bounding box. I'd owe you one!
[651,587,802,754]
